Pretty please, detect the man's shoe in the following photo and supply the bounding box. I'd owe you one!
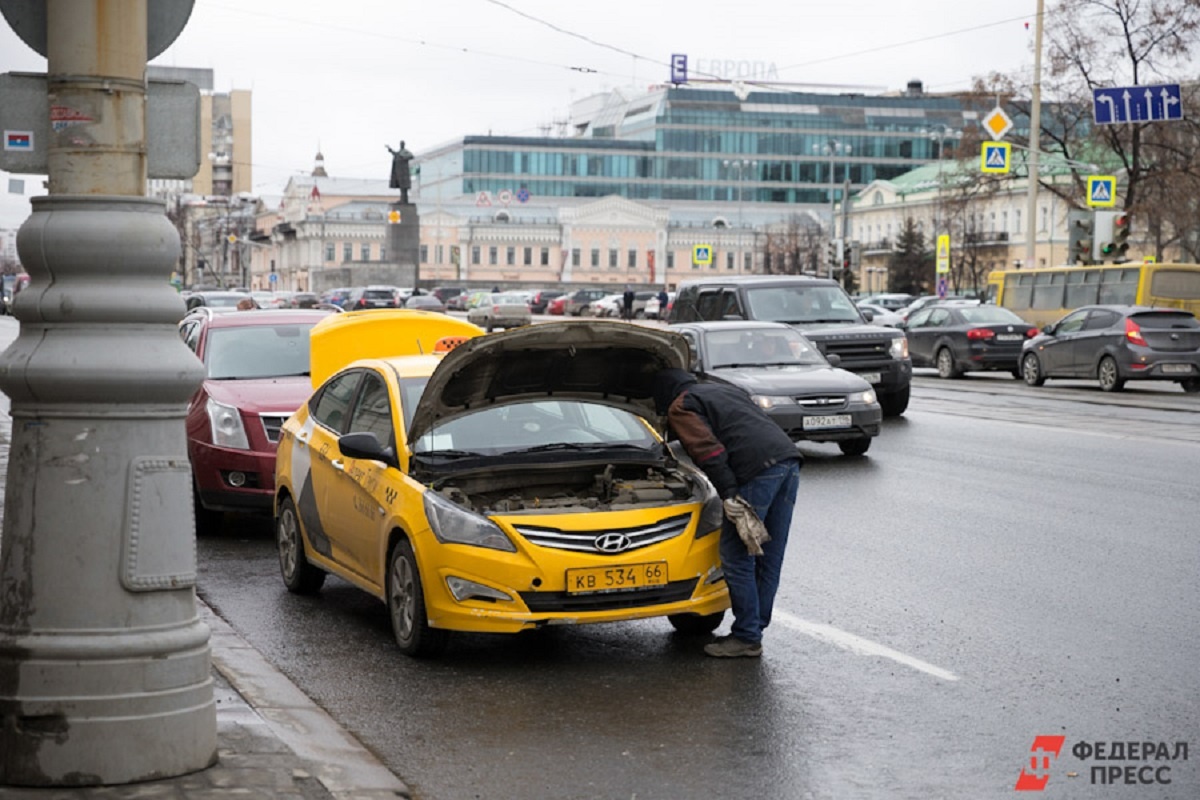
[704,635,763,658]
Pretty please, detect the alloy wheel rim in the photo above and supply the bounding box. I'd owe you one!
[938,350,953,377]
[279,509,297,577]
[390,556,415,640]
[1023,355,1038,382]
[1100,360,1116,388]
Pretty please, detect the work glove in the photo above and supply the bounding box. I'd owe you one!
[723,496,770,556]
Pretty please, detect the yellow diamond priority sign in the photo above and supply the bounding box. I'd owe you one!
[982,107,1013,140]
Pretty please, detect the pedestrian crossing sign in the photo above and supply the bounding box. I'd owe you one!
[980,142,1010,174]
[1086,175,1117,207]
[693,244,713,266]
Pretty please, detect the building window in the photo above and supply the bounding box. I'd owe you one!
[590,248,600,268]
[379,245,387,261]
[667,251,675,269]
[743,252,752,271]
[1014,210,1022,233]
[506,246,515,266]
[472,245,481,265]
[436,244,444,264]
[361,243,370,261]
[541,247,550,266]
[343,243,352,261]
[1040,207,1048,232]
[628,249,637,268]
[325,243,334,262]
[726,252,734,270]
[572,248,581,267]
[489,246,498,265]
[419,244,428,264]
[608,249,618,269]
[524,247,532,266]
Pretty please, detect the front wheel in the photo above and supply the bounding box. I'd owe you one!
[668,611,724,635]
[388,539,448,658]
[878,385,909,417]
[1097,356,1125,392]
[1021,353,1046,386]
[277,496,325,594]
[838,437,872,457]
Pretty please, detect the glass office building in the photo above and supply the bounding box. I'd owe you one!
[418,82,978,214]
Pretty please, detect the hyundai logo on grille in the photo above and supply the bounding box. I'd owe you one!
[594,533,633,553]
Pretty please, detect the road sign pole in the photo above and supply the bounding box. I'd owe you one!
[1024,0,1045,271]
[0,2,216,786]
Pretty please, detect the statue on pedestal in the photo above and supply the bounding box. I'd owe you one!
[386,140,414,203]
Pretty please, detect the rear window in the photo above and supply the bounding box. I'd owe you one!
[1132,311,1198,329]
[959,306,1027,324]
[363,290,395,300]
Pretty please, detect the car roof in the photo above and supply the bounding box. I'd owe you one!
[191,308,334,328]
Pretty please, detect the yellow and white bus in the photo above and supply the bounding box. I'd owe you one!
[984,262,1200,328]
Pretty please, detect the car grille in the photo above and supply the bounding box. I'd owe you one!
[795,395,848,409]
[260,413,290,444]
[511,513,692,554]
[818,337,892,364]
[519,578,698,612]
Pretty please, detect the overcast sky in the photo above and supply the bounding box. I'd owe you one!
[1,0,1041,229]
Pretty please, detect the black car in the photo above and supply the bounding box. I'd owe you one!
[902,303,1038,378]
[672,321,882,456]
[529,288,565,314]
[1020,305,1200,392]
[344,285,400,310]
[668,276,912,417]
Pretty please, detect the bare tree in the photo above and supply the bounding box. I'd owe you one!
[763,214,823,275]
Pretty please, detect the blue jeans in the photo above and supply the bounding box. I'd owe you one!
[719,459,801,645]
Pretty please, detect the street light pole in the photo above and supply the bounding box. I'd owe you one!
[814,140,851,277]
[723,158,757,273]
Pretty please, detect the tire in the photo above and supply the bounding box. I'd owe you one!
[1010,368,1022,379]
[1021,352,1046,386]
[935,347,962,379]
[878,385,909,417]
[388,538,448,658]
[276,496,325,594]
[1182,377,1200,394]
[485,323,494,333]
[838,437,872,457]
[193,483,223,536]
[1097,356,1125,392]
[668,611,724,635]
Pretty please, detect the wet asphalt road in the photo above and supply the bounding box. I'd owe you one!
[199,371,1200,800]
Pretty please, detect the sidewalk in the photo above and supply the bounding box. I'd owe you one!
[0,323,411,798]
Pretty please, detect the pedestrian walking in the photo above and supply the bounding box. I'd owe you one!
[652,368,802,657]
[622,285,635,321]
[656,288,669,319]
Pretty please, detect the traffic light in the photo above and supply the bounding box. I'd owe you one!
[1067,208,1094,265]
[1093,210,1131,263]
[827,238,843,272]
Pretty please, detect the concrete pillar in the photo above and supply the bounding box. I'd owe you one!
[388,201,420,288]
[0,0,216,785]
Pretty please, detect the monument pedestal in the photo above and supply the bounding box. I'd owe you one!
[388,202,420,289]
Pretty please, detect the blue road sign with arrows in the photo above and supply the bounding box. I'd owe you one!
[1093,84,1183,124]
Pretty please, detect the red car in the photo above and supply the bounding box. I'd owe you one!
[547,295,568,315]
[179,307,334,532]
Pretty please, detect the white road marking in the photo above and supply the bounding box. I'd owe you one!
[774,610,960,682]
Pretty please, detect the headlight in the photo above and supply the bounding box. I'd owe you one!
[889,336,909,359]
[750,394,797,409]
[697,485,724,539]
[849,389,877,405]
[423,491,517,552]
[206,397,249,449]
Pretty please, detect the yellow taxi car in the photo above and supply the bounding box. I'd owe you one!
[274,311,729,656]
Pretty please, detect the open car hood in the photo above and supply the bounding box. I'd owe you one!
[407,320,689,445]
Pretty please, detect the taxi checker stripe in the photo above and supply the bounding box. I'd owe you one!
[512,513,691,553]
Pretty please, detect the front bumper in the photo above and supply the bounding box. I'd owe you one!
[765,402,882,443]
[191,442,276,512]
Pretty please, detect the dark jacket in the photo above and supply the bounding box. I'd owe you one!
[653,368,800,499]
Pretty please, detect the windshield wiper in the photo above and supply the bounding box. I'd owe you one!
[413,449,481,459]
[512,442,652,455]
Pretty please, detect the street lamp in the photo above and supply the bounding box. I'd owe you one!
[723,158,758,272]
[813,140,852,239]
[923,125,962,232]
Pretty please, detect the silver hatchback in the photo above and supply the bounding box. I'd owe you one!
[1020,305,1200,392]
[466,292,532,332]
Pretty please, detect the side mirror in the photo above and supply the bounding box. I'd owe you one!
[860,308,874,322]
[1042,323,1057,336]
[339,431,397,469]
[825,353,842,368]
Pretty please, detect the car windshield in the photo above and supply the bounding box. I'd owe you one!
[959,306,1027,324]
[744,285,861,324]
[205,324,316,379]
[409,398,658,456]
[704,328,827,368]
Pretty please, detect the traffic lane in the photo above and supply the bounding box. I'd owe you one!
[197,406,1200,798]
[786,410,1200,796]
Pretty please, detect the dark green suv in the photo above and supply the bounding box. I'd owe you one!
[668,276,912,416]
